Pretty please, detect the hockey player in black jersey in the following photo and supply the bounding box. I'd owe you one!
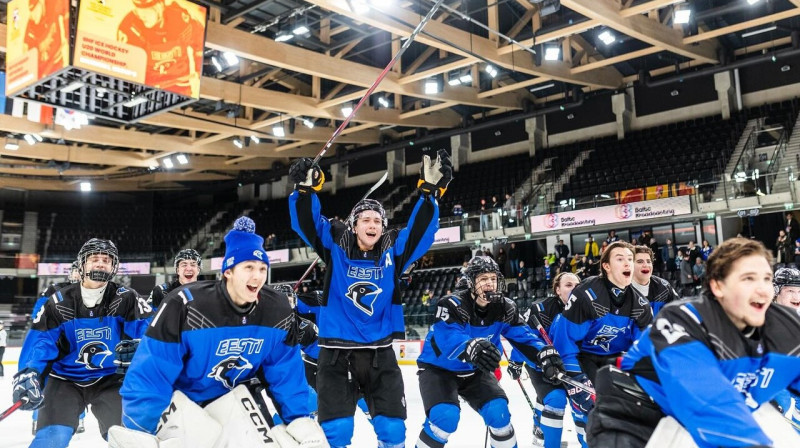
[769,267,800,434]
[588,238,800,448]
[631,245,679,316]
[148,248,201,309]
[118,217,326,448]
[415,256,565,448]
[13,239,152,447]
[289,151,452,448]
[508,272,585,448]
[549,241,652,443]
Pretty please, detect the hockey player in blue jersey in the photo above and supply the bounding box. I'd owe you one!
[508,272,584,448]
[27,260,85,435]
[12,238,152,447]
[631,246,679,316]
[770,267,800,433]
[289,150,452,448]
[549,241,652,441]
[117,217,326,448]
[415,256,565,448]
[587,238,800,447]
[148,248,201,309]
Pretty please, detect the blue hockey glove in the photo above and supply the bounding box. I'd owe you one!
[12,368,44,410]
[566,373,594,414]
[114,339,140,375]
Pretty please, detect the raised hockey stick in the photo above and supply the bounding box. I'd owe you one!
[312,0,446,164]
[362,172,388,201]
[0,398,28,423]
[292,258,320,292]
[528,314,597,399]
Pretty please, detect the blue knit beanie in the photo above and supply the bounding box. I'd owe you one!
[223,216,268,271]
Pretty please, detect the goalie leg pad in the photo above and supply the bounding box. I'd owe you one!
[156,390,221,448]
[108,425,160,448]
[203,385,280,447]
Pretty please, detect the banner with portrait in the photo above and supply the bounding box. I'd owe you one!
[74,0,207,98]
[5,0,70,95]
[614,183,695,204]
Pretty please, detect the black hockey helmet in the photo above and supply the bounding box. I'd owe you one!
[78,238,119,283]
[774,267,800,296]
[69,260,80,283]
[348,199,387,230]
[272,284,297,307]
[460,255,505,302]
[174,248,202,272]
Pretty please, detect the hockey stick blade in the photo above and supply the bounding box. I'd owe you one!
[362,172,388,201]
[0,398,27,423]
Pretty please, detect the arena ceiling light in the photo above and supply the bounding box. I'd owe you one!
[348,0,371,15]
[424,77,440,94]
[302,118,315,128]
[458,71,472,85]
[23,134,42,145]
[250,135,260,144]
[341,103,354,117]
[447,70,462,86]
[272,124,286,138]
[176,154,189,165]
[598,29,615,46]
[162,157,174,169]
[233,138,244,149]
[673,7,691,25]
[4,139,19,151]
[747,0,761,4]
[292,16,310,35]
[80,182,92,192]
[275,31,293,42]
[741,25,776,38]
[544,44,561,61]
[211,56,223,72]
[377,96,390,108]
[530,83,555,93]
[222,52,239,66]
[484,64,498,78]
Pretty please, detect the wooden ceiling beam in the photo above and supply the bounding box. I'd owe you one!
[619,0,686,18]
[560,0,718,64]
[684,8,800,44]
[498,20,601,56]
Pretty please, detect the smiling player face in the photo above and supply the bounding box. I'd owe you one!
[224,261,268,306]
[603,247,633,288]
[633,253,653,285]
[354,210,383,251]
[710,255,773,331]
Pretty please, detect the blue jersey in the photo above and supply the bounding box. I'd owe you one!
[550,276,652,373]
[121,280,312,434]
[19,282,151,382]
[289,191,438,348]
[620,296,800,447]
[18,283,71,368]
[700,246,712,261]
[417,290,547,372]
[509,296,566,366]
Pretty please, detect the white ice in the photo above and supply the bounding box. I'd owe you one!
[1,347,581,447]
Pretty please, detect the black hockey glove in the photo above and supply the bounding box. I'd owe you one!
[507,360,523,380]
[417,149,453,198]
[465,338,501,373]
[114,339,140,375]
[566,373,594,414]
[12,368,44,410]
[289,157,325,193]
[297,316,319,348]
[536,345,564,385]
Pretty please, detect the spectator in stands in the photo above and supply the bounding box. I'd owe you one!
[661,238,677,281]
[0,320,6,377]
[599,240,610,257]
[544,253,556,266]
[700,240,713,261]
[648,236,660,266]
[496,248,508,276]
[786,212,800,242]
[584,235,599,261]
[479,198,489,231]
[265,233,277,250]
[573,255,587,279]
[508,243,520,276]
[541,258,554,291]
[555,238,570,260]
[504,193,515,227]
[452,203,463,217]
[693,258,706,290]
[483,248,494,260]
[606,230,619,244]
[491,195,502,230]
[557,257,569,275]
[679,249,695,297]
[686,241,701,265]
[421,289,432,307]
[777,229,791,264]
[517,261,529,292]
[794,239,800,266]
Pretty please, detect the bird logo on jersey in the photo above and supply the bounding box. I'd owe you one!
[589,325,624,351]
[207,355,254,390]
[76,341,112,370]
[345,282,383,316]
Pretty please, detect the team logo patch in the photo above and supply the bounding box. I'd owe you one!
[638,296,649,307]
[345,282,383,316]
[611,287,624,297]
[76,341,112,370]
[207,355,254,390]
[253,250,264,260]
[589,325,624,351]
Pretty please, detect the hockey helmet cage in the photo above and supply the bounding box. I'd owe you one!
[774,267,800,296]
[460,255,505,301]
[174,248,202,271]
[272,284,297,307]
[348,199,387,230]
[69,260,81,284]
[78,238,119,283]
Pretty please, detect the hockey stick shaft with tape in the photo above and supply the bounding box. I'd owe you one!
[0,398,28,423]
[528,314,597,398]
